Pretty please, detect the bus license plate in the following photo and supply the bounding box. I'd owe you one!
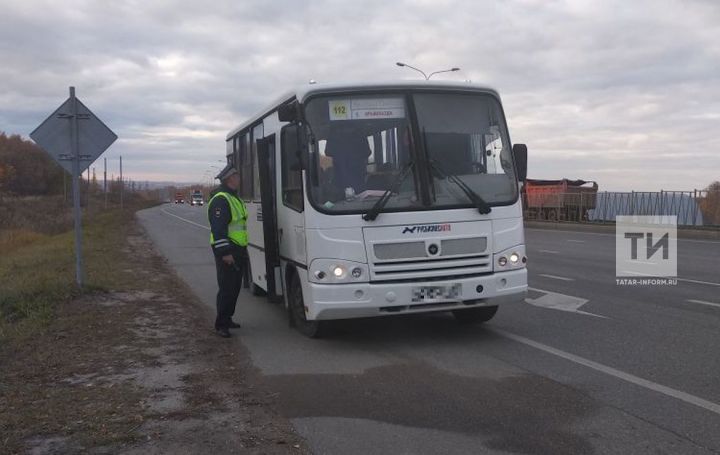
[411,284,462,303]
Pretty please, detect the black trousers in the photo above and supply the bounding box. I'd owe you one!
[214,247,247,329]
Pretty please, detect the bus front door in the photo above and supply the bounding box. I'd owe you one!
[256,135,282,302]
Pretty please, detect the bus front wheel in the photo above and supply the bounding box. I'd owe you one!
[452,305,498,324]
[289,273,325,338]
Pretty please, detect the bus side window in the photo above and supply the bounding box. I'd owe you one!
[239,133,253,199]
[281,126,304,212]
[252,123,263,200]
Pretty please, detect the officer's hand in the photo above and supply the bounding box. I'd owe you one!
[222,255,235,266]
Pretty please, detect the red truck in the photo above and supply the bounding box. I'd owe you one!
[522,179,598,221]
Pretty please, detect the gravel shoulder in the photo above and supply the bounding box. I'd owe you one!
[0,217,309,454]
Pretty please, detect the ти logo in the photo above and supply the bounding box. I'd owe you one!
[624,232,669,260]
[616,216,677,279]
[402,224,451,234]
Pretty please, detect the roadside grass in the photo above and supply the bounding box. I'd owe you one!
[0,196,157,341]
[0,230,49,254]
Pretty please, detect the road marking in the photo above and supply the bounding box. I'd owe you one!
[526,287,606,318]
[566,239,585,243]
[677,278,720,287]
[526,228,720,245]
[539,274,575,282]
[628,260,657,265]
[687,299,720,309]
[538,249,559,254]
[492,328,720,417]
[161,208,210,231]
[622,270,720,287]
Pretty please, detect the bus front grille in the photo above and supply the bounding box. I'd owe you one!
[370,255,491,281]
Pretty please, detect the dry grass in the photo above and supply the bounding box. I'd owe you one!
[0,229,49,253]
[0,203,309,455]
[0,195,156,338]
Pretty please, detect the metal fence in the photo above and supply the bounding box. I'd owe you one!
[522,190,720,227]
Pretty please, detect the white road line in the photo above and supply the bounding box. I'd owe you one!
[492,328,720,417]
[525,228,720,245]
[161,208,210,231]
[677,278,720,287]
[566,239,585,243]
[622,270,720,287]
[687,299,720,309]
[538,249,559,254]
[538,274,575,282]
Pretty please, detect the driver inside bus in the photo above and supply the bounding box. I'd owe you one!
[324,124,371,198]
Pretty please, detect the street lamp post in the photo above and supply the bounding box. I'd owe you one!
[396,62,460,80]
[207,165,221,190]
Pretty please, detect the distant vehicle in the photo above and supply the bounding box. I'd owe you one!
[523,179,598,221]
[190,190,204,206]
[174,192,184,204]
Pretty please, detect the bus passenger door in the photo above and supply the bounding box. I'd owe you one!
[256,135,282,302]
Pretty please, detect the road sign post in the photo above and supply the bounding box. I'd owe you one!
[69,87,84,286]
[30,87,117,288]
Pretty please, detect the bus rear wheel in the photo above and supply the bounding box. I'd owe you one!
[452,305,498,324]
[289,273,325,338]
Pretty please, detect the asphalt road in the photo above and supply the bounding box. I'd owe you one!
[138,204,720,455]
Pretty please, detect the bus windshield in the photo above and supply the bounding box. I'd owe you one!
[303,91,517,214]
[415,93,517,209]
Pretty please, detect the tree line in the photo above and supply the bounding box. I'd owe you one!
[2,129,718,223]
[0,132,65,195]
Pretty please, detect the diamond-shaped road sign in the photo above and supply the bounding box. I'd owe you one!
[30,97,117,174]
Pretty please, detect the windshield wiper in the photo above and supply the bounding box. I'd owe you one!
[362,161,415,221]
[428,159,492,214]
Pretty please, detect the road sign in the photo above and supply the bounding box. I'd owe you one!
[30,96,117,174]
[29,87,117,287]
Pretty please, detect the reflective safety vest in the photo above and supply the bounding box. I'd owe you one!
[208,191,248,247]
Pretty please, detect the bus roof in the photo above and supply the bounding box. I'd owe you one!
[226,80,501,140]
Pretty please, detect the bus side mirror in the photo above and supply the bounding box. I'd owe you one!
[278,100,300,122]
[513,143,528,182]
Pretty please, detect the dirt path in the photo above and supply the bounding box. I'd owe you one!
[0,220,309,454]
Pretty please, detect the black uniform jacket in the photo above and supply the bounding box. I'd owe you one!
[207,184,246,259]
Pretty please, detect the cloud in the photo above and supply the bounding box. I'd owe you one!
[0,0,717,190]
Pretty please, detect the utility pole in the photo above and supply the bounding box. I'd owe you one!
[86,166,91,208]
[103,157,107,209]
[120,155,124,209]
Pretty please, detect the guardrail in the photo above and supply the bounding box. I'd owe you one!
[522,190,720,227]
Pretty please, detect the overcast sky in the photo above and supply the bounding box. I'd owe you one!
[1,0,718,191]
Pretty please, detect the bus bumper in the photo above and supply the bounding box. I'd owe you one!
[306,268,527,321]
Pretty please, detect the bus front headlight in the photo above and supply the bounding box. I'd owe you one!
[332,265,345,278]
[309,259,369,284]
[494,246,526,272]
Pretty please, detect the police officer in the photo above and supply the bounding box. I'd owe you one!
[208,164,248,338]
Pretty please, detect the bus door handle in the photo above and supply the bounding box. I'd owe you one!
[278,228,283,243]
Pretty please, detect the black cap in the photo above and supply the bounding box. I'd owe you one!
[215,163,239,180]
